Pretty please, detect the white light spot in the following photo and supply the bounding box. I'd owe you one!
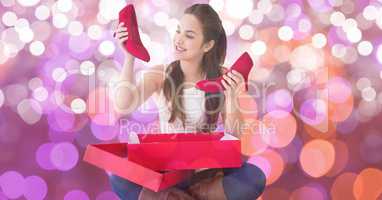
[80,61,95,76]
[153,12,169,27]
[209,0,224,12]
[98,40,115,56]
[56,0,73,13]
[87,25,103,40]
[357,41,373,56]
[52,68,67,82]
[239,24,254,40]
[67,21,83,36]
[71,98,86,114]
[226,0,253,19]
[2,11,18,27]
[251,40,267,56]
[312,33,327,48]
[330,11,345,26]
[363,5,378,21]
[52,13,68,29]
[33,87,48,102]
[362,87,377,102]
[35,5,50,21]
[29,41,45,56]
[278,26,293,41]
[16,0,40,7]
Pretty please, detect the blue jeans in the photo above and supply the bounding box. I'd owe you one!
[108,162,266,200]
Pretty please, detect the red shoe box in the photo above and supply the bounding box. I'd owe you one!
[127,132,242,171]
[83,143,193,192]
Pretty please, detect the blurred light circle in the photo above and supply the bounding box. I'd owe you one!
[52,67,67,82]
[52,13,68,29]
[69,33,91,53]
[221,20,235,36]
[326,140,349,177]
[238,24,254,40]
[330,11,345,27]
[153,11,169,27]
[286,3,301,19]
[70,98,86,114]
[148,41,165,65]
[377,44,382,64]
[356,77,371,90]
[346,28,362,43]
[330,172,358,200]
[90,121,119,141]
[361,87,377,102]
[35,143,56,170]
[328,0,343,7]
[357,40,373,56]
[67,21,83,36]
[31,21,52,41]
[312,33,327,48]
[261,110,297,148]
[1,0,15,7]
[226,0,253,19]
[98,0,125,21]
[287,68,306,85]
[0,89,4,108]
[2,11,18,26]
[0,171,25,199]
[251,40,267,56]
[64,190,90,200]
[257,0,273,14]
[363,5,378,21]
[209,0,224,12]
[87,24,103,40]
[248,10,263,25]
[299,139,335,178]
[266,4,284,22]
[327,77,352,103]
[278,26,293,41]
[248,149,284,185]
[15,18,29,30]
[50,142,79,171]
[290,45,323,70]
[32,87,48,102]
[80,60,95,76]
[360,132,382,164]
[266,89,293,113]
[28,77,42,90]
[35,5,50,21]
[331,43,346,58]
[24,176,48,200]
[4,84,28,107]
[342,18,358,32]
[298,18,312,33]
[18,27,34,43]
[96,191,119,200]
[353,168,382,199]
[29,40,45,56]
[299,98,328,126]
[16,0,40,7]
[57,0,73,13]
[290,186,325,200]
[16,98,42,125]
[98,40,115,56]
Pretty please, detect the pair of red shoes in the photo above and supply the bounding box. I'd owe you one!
[118,5,254,93]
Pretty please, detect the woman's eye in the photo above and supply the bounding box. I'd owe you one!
[186,35,194,39]
[176,30,180,34]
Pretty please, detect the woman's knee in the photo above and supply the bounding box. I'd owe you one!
[222,162,266,200]
[108,174,142,200]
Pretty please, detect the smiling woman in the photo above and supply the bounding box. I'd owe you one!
[111,3,266,200]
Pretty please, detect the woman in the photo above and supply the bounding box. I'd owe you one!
[111,3,266,200]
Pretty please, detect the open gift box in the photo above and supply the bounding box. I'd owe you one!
[83,143,193,192]
[127,131,242,171]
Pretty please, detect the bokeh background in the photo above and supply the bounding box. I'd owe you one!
[1,0,382,199]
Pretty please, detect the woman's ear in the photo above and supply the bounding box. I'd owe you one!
[203,40,215,53]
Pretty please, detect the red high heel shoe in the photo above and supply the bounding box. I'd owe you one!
[196,52,253,93]
[118,4,150,62]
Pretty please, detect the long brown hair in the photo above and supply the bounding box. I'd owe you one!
[162,4,227,132]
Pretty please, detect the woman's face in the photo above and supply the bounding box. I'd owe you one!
[173,14,210,61]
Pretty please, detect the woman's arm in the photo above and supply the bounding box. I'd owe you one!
[113,63,164,115]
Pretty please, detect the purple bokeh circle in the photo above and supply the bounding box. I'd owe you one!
[64,190,90,200]
[0,171,25,199]
[35,143,56,170]
[50,142,79,171]
[95,191,119,200]
[24,176,48,200]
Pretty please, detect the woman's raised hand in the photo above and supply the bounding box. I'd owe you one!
[114,22,133,59]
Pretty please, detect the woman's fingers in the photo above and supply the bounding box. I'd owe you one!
[223,74,237,86]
